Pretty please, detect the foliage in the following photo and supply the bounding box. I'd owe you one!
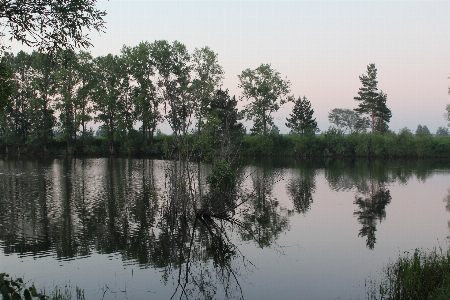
[436,127,449,137]
[206,159,237,193]
[285,96,318,136]
[152,40,191,138]
[201,89,244,158]
[28,51,56,153]
[238,63,291,135]
[373,91,392,134]
[368,246,450,300]
[416,124,432,136]
[190,46,224,134]
[0,0,106,52]
[92,53,131,154]
[354,64,392,133]
[121,42,159,146]
[328,108,369,134]
[0,60,13,111]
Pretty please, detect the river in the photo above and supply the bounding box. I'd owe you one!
[1,157,450,299]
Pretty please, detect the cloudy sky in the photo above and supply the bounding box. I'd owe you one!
[12,0,450,134]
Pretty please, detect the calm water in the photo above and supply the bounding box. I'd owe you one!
[1,157,450,299]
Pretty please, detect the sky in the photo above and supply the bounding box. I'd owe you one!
[11,0,450,134]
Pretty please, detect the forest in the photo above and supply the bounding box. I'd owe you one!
[1,42,450,158]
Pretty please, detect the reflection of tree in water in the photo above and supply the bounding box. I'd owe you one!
[153,162,254,299]
[442,188,450,230]
[0,157,293,299]
[239,167,290,248]
[353,181,391,249]
[286,167,316,215]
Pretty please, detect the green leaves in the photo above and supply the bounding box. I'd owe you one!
[354,64,392,134]
[285,96,318,136]
[238,64,291,135]
[0,273,47,300]
[1,0,106,53]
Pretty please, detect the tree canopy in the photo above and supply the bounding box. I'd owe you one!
[238,64,291,135]
[354,64,391,133]
[285,96,318,136]
[0,0,106,53]
[328,108,369,134]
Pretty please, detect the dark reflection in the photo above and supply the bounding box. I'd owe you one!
[443,188,450,231]
[153,161,254,299]
[286,160,317,215]
[0,157,288,299]
[324,160,393,249]
[239,165,290,248]
[353,181,391,249]
[2,157,450,297]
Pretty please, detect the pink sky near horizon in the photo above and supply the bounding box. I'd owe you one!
[9,0,450,134]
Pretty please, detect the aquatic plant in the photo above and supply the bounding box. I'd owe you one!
[367,244,450,299]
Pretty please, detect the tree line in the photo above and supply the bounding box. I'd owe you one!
[0,41,324,156]
[4,44,450,158]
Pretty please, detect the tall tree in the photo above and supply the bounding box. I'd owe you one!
[285,96,318,136]
[92,54,131,154]
[0,0,106,52]
[328,108,369,134]
[152,40,191,137]
[122,42,159,146]
[2,51,34,153]
[238,64,291,135]
[190,47,224,134]
[29,51,56,152]
[74,51,95,145]
[373,91,392,134]
[354,63,383,133]
[204,89,244,157]
[0,60,13,111]
[54,49,81,153]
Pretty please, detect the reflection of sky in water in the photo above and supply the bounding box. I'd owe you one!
[1,158,450,299]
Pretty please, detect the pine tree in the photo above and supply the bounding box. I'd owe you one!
[285,96,318,136]
[374,91,392,134]
[354,64,380,133]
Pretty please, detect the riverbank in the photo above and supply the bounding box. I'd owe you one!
[1,131,450,158]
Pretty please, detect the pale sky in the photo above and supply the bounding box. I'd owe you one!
[11,0,450,134]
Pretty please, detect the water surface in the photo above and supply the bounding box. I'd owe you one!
[1,157,450,299]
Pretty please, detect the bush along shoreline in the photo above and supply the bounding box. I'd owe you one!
[1,131,450,159]
[367,244,450,300]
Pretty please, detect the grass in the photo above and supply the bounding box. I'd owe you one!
[367,245,450,300]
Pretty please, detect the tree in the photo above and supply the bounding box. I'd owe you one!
[204,89,244,157]
[354,182,391,250]
[415,124,431,136]
[0,0,106,53]
[28,51,56,152]
[122,42,159,146]
[354,64,391,133]
[152,40,192,137]
[92,53,131,154]
[54,49,81,153]
[0,60,13,111]
[436,127,449,137]
[285,96,318,135]
[373,91,392,134]
[238,64,291,135]
[190,47,224,134]
[328,108,369,134]
[2,51,34,153]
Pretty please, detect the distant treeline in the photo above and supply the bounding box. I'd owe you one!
[2,42,449,158]
[2,130,450,158]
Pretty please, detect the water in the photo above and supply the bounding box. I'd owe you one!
[1,157,450,299]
